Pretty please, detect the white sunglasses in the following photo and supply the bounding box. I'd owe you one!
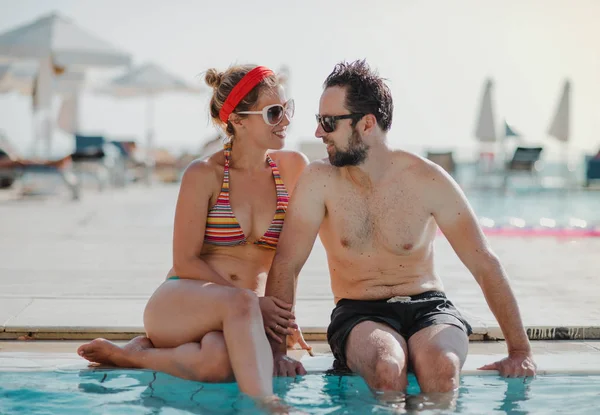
[236,99,295,126]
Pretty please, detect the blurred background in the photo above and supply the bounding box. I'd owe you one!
[0,0,599,353]
[0,0,598,225]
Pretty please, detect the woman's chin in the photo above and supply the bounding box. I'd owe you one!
[269,137,286,150]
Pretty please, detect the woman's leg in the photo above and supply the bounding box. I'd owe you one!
[78,332,233,382]
[78,279,273,398]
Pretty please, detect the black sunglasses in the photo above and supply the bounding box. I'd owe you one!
[316,113,364,133]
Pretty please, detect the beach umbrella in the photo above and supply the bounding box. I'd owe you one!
[548,80,570,143]
[474,79,497,143]
[97,62,203,177]
[474,78,502,171]
[504,120,521,139]
[0,61,86,153]
[0,12,130,67]
[0,12,131,155]
[547,80,572,177]
[0,61,85,96]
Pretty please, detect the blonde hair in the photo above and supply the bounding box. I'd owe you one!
[205,64,279,137]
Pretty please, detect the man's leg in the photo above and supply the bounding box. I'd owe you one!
[345,321,409,391]
[408,324,469,393]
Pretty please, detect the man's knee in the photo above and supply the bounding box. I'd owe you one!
[188,333,233,383]
[226,289,260,320]
[414,351,461,392]
[369,358,408,391]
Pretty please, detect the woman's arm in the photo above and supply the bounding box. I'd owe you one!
[171,160,234,287]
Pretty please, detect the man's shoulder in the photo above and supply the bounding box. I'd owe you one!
[390,149,447,180]
[292,158,336,190]
[303,158,337,177]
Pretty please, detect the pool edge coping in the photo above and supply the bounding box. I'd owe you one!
[2,325,600,341]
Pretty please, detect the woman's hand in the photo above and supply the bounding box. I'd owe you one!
[259,296,297,343]
[287,327,313,356]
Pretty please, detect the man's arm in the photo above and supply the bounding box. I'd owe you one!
[265,162,328,356]
[426,163,535,376]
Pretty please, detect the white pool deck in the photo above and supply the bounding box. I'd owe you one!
[1,183,599,375]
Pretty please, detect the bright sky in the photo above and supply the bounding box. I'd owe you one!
[0,0,599,160]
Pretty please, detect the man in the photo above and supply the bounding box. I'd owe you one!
[267,60,536,392]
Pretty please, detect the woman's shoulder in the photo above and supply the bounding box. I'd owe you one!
[180,150,225,186]
[269,150,309,170]
[268,150,309,193]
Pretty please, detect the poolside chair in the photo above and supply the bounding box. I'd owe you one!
[109,139,152,185]
[153,148,179,183]
[426,151,456,177]
[502,146,544,189]
[584,154,600,187]
[0,147,17,189]
[0,141,80,200]
[71,134,122,190]
[0,139,17,189]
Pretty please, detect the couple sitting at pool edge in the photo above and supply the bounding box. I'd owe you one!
[78,60,536,400]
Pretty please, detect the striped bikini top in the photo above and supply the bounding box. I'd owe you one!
[203,142,289,250]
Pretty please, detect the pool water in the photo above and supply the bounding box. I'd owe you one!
[464,189,599,228]
[1,370,599,414]
[453,161,599,229]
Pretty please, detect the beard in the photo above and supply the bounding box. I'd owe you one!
[328,128,369,167]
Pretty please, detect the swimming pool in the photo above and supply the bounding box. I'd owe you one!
[460,188,600,238]
[466,189,598,224]
[1,370,598,414]
[452,159,600,234]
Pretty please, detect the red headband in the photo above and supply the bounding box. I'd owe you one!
[219,66,274,124]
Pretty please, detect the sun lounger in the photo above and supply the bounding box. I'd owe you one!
[585,154,600,187]
[502,146,543,189]
[0,148,80,200]
[72,135,122,190]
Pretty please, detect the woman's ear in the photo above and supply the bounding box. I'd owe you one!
[229,113,244,127]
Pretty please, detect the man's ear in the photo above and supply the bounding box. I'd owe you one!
[362,114,377,134]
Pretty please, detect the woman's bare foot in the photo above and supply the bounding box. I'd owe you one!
[77,336,153,367]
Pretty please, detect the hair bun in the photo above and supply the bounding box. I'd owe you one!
[205,68,224,89]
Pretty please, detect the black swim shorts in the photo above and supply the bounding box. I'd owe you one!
[326,291,472,370]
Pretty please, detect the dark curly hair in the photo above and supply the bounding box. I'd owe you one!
[323,60,393,132]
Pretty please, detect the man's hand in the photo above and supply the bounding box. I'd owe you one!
[273,352,307,377]
[478,351,537,378]
[259,296,297,343]
[287,327,313,356]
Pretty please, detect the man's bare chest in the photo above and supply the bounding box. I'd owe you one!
[324,187,433,253]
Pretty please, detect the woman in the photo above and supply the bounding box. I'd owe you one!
[77,64,309,402]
